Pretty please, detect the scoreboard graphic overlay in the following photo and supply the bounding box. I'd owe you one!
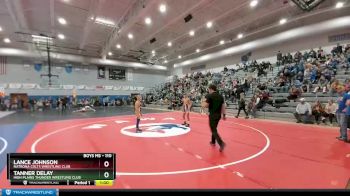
[7,153,116,186]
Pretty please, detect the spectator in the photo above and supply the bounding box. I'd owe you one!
[257,83,267,91]
[287,87,301,102]
[346,49,350,70]
[296,71,304,83]
[310,66,317,84]
[313,75,328,94]
[269,62,273,71]
[248,95,260,119]
[312,100,325,124]
[277,51,283,66]
[236,85,245,100]
[36,100,44,111]
[29,99,35,112]
[200,96,207,115]
[303,68,312,92]
[324,100,338,125]
[327,57,339,72]
[336,43,343,55]
[224,66,228,72]
[323,68,333,81]
[276,73,287,92]
[330,80,342,96]
[345,44,350,54]
[331,47,338,56]
[11,97,17,110]
[294,79,303,89]
[303,51,309,61]
[294,51,302,63]
[346,95,350,141]
[317,47,324,59]
[336,85,350,142]
[287,53,293,64]
[235,97,249,119]
[294,98,312,124]
[4,99,10,111]
[309,48,317,59]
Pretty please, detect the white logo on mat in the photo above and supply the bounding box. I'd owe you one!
[141,118,156,121]
[121,123,190,138]
[82,124,107,129]
[115,121,129,124]
[163,118,175,121]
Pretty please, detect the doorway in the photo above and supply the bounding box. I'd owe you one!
[10,93,29,109]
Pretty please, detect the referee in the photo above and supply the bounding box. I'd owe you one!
[202,84,227,152]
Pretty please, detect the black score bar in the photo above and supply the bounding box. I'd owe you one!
[10,180,114,186]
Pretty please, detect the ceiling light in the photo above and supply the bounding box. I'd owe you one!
[57,34,65,40]
[335,2,344,8]
[178,55,182,59]
[116,44,121,49]
[108,52,113,56]
[189,30,195,36]
[0,26,2,32]
[3,38,11,43]
[58,17,67,25]
[196,49,200,53]
[279,18,287,25]
[250,0,258,7]
[151,50,155,54]
[95,17,115,27]
[220,40,225,45]
[237,33,243,39]
[145,17,152,25]
[164,60,168,63]
[206,21,213,28]
[168,42,172,47]
[159,4,167,13]
[128,33,134,39]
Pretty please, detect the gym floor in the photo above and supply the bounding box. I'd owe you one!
[0,107,349,189]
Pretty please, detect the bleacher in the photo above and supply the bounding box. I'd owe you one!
[146,61,349,125]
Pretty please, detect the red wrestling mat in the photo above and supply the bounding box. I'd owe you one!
[1,112,349,189]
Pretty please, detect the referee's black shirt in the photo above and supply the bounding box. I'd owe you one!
[206,92,224,118]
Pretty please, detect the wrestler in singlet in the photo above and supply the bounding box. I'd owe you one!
[182,95,192,127]
[135,95,142,133]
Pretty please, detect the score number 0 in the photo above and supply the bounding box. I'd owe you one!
[104,161,110,178]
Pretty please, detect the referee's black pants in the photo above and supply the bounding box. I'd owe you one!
[209,114,224,146]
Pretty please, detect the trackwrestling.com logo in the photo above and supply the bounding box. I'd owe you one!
[2,189,58,196]
[120,123,191,138]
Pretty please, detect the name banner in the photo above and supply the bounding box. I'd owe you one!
[137,87,145,91]
[8,83,22,89]
[76,85,86,90]
[63,85,74,90]
[122,86,129,91]
[104,86,114,90]
[0,83,145,92]
[22,84,37,89]
[85,86,95,90]
[113,86,122,91]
